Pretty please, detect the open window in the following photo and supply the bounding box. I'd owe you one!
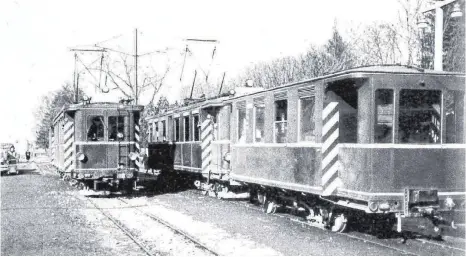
[193,114,200,141]
[300,96,316,142]
[87,116,104,141]
[155,122,159,142]
[375,89,394,143]
[398,89,441,144]
[325,80,358,143]
[148,123,153,143]
[184,116,190,141]
[445,90,464,143]
[253,97,265,143]
[108,116,125,141]
[274,99,288,143]
[161,120,166,141]
[237,101,247,143]
[174,117,180,142]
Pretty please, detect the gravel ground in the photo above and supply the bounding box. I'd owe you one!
[122,189,466,256]
[3,163,464,256]
[1,163,145,256]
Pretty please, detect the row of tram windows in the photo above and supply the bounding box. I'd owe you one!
[150,114,201,142]
[237,93,316,144]
[375,89,463,144]
[87,115,126,141]
[237,88,463,144]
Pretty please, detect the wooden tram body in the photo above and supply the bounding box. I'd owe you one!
[147,65,465,236]
[50,102,144,190]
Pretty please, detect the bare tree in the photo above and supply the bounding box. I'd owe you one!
[349,22,403,65]
[34,82,86,148]
[95,53,170,105]
[396,0,426,66]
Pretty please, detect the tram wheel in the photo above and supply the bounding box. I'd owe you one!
[330,213,348,233]
[262,195,278,214]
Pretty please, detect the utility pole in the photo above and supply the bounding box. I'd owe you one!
[218,72,226,95]
[73,53,78,103]
[190,70,197,99]
[134,28,138,104]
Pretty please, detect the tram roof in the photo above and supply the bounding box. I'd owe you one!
[52,102,144,124]
[146,65,464,120]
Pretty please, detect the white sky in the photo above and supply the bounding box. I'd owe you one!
[0,0,401,145]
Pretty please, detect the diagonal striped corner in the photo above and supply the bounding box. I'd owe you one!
[201,117,213,176]
[63,120,75,174]
[134,119,142,171]
[321,102,342,196]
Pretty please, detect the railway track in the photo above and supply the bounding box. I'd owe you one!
[85,197,155,256]
[116,197,220,256]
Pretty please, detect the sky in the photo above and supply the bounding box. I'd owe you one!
[0,0,402,145]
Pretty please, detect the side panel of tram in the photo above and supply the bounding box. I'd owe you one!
[147,101,232,181]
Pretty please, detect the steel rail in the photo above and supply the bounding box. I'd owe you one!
[117,198,220,256]
[85,197,154,256]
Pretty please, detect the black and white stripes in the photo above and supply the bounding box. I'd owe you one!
[201,116,214,176]
[321,102,342,196]
[63,119,75,175]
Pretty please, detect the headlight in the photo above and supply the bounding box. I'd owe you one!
[117,132,124,139]
[378,202,390,211]
[368,201,378,212]
[76,152,86,162]
[445,197,456,209]
[128,152,138,161]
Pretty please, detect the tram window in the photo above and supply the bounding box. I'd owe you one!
[254,99,265,143]
[108,116,125,141]
[398,90,441,144]
[184,116,190,141]
[237,104,247,143]
[300,97,316,142]
[148,123,153,142]
[193,114,200,141]
[325,82,358,143]
[274,100,288,143]
[375,89,394,143]
[87,116,104,141]
[174,118,180,142]
[445,90,463,143]
[161,120,166,141]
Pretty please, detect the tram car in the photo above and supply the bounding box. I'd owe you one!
[146,65,465,237]
[50,102,144,191]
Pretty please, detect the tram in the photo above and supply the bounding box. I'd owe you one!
[146,65,465,237]
[50,101,144,191]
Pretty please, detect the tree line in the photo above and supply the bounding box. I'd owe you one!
[35,0,464,148]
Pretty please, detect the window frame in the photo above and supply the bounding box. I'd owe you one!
[184,115,191,142]
[273,98,288,143]
[161,120,166,141]
[86,115,106,142]
[298,96,316,142]
[374,89,395,144]
[193,114,200,142]
[397,89,443,144]
[253,97,265,143]
[173,117,180,142]
[108,115,126,142]
[236,101,247,143]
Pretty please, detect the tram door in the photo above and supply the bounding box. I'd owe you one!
[325,80,360,143]
[200,105,231,177]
